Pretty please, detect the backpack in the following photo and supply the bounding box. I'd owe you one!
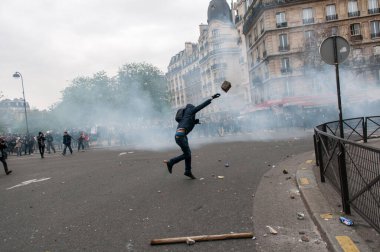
[175,108,186,122]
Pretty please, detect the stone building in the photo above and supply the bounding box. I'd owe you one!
[166,0,249,119]
[0,98,30,132]
[242,0,380,110]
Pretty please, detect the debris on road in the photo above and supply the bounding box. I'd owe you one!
[199,178,204,181]
[218,176,224,179]
[297,212,305,220]
[118,152,127,156]
[224,162,229,167]
[339,216,354,226]
[283,169,289,174]
[186,238,195,245]
[266,226,278,235]
[150,232,254,245]
[301,235,310,242]
[286,176,292,180]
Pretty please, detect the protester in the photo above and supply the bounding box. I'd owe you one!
[62,131,73,155]
[0,137,12,175]
[164,93,221,179]
[46,131,56,154]
[37,132,46,158]
[15,137,22,156]
[77,132,85,152]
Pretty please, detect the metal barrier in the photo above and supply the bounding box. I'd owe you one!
[314,116,380,233]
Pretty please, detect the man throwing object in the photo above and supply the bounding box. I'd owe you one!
[164,93,221,179]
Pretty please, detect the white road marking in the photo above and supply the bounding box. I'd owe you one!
[6,178,51,190]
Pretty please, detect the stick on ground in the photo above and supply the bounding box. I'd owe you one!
[150,232,254,245]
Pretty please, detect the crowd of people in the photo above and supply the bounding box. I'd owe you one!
[0,130,91,175]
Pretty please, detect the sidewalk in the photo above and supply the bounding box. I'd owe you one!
[252,151,378,252]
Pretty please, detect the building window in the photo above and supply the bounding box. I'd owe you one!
[276,12,287,28]
[262,40,267,57]
[254,25,258,40]
[370,20,380,38]
[326,4,338,21]
[260,19,265,34]
[248,34,253,47]
[304,30,316,48]
[212,29,220,37]
[246,0,253,10]
[348,0,360,17]
[303,8,314,24]
[350,23,361,35]
[374,45,380,55]
[368,0,380,14]
[279,34,289,51]
[281,58,291,74]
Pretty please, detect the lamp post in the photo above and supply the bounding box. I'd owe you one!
[12,72,29,136]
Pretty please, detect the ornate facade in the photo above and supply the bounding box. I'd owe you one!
[242,0,380,110]
[166,0,249,119]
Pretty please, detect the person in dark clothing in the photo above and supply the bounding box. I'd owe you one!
[62,131,73,155]
[77,132,85,152]
[37,132,46,158]
[46,131,56,154]
[0,138,12,175]
[164,93,221,179]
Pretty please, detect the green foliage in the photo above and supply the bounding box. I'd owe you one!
[48,62,170,128]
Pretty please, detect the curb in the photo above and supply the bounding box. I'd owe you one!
[296,161,372,252]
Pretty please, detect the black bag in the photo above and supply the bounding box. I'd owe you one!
[175,108,186,122]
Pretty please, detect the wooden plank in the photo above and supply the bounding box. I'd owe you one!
[150,232,254,245]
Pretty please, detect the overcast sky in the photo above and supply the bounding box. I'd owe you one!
[0,0,213,110]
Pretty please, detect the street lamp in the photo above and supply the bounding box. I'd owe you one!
[12,72,29,136]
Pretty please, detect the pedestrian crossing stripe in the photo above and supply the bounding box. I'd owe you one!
[336,236,360,252]
[300,178,310,185]
[306,160,313,164]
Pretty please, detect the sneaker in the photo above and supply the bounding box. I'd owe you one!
[6,170,12,175]
[164,160,173,174]
[184,172,196,179]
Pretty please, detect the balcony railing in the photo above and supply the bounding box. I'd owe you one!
[211,63,227,70]
[326,14,338,21]
[303,18,314,24]
[371,32,380,39]
[368,8,380,14]
[276,22,288,28]
[350,34,363,42]
[279,45,290,52]
[348,11,360,17]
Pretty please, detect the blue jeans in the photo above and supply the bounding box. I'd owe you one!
[170,135,192,172]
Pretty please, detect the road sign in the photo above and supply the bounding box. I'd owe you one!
[320,36,350,65]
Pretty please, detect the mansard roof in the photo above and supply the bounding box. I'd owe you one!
[207,0,232,24]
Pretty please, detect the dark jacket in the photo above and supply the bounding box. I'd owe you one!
[177,98,212,135]
[0,140,7,159]
[37,135,46,147]
[63,134,72,145]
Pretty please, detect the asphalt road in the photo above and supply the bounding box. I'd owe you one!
[0,135,314,252]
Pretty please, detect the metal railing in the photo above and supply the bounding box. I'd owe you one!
[314,116,380,232]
